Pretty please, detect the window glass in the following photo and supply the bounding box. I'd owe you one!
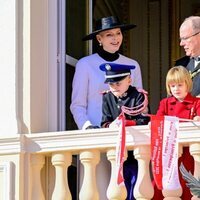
[66,0,89,130]
[66,0,88,59]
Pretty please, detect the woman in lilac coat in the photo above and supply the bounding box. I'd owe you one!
[70,16,143,200]
[70,16,143,130]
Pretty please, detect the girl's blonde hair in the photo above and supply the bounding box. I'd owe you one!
[166,66,193,96]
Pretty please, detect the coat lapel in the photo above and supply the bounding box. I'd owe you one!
[186,59,194,71]
[190,62,200,79]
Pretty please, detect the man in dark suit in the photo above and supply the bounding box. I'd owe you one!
[175,16,200,96]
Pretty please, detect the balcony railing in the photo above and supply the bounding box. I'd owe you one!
[0,122,200,200]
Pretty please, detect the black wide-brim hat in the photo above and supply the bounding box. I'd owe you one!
[82,16,136,41]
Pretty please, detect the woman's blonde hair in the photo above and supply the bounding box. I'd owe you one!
[166,66,193,96]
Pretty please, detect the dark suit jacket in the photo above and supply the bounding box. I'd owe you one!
[175,56,200,96]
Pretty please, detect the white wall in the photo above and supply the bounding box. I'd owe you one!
[0,0,17,134]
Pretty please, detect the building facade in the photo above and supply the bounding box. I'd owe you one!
[0,0,200,199]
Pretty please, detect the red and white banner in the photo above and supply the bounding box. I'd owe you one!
[114,113,137,185]
[151,115,181,190]
[116,112,126,185]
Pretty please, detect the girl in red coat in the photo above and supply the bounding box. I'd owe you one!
[153,66,200,200]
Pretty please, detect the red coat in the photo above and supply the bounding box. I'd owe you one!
[153,93,200,200]
[156,93,200,119]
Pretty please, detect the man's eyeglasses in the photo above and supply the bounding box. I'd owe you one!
[180,31,200,41]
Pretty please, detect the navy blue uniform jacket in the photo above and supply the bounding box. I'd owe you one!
[101,86,150,127]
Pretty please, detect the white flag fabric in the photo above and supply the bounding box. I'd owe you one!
[151,115,181,190]
[115,112,126,185]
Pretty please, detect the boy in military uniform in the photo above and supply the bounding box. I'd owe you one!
[99,63,150,200]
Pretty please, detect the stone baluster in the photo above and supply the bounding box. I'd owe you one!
[31,154,45,200]
[106,148,127,200]
[162,146,183,200]
[190,143,200,200]
[51,152,72,200]
[134,146,154,200]
[162,189,182,200]
[79,150,100,200]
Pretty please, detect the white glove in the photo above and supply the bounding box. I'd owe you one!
[109,117,122,128]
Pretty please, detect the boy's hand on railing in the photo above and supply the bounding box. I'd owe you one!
[86,125,100,129]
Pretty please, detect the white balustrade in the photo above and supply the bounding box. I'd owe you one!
[0,123,200,199]
[79,150,100,200]
[31,154,45,200]
[106,148,127,200]
[134,146,154,200]
[51,152,72,200]
[161,147,182,200]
